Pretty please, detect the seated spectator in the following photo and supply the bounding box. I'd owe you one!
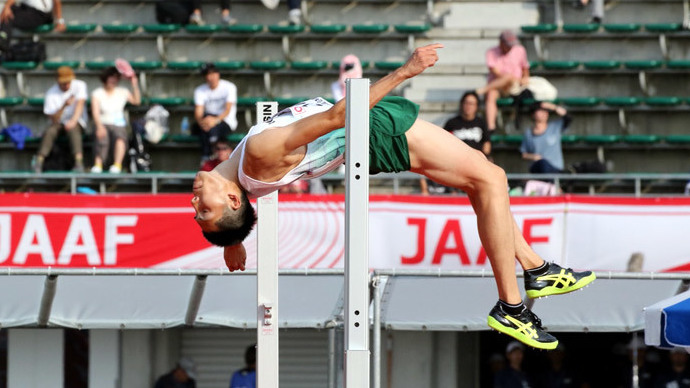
[494,341,533,388]
[476,30,530,132]
[420,91,489,195]
[90,66,141,174]
[154,357,197,388]
[0,0,65,55]
[34,66,87,173]
[156,1,235,25]
[520,101,572,174]
[331,54,363,102]
[201,139,233,172]
[193,62,237,164]
[533,343,586,388]
[229,344,256,388]
[654,347,690,388]
[574,0,605,24]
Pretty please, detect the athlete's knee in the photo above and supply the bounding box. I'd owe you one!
[479,163,508,193]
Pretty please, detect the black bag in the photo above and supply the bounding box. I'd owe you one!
[128,119,152,173]
[8,40,46,62]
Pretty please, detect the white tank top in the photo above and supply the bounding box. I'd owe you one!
[235,97,346,198]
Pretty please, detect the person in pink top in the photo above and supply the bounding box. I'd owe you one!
[476,30,530,131]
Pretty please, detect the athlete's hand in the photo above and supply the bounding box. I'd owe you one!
[399,43,443,78]
[224,244,247,272]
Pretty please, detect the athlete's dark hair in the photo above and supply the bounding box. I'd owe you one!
[201,191,257,246]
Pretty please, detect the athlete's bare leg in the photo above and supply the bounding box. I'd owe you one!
[406,119,521,304]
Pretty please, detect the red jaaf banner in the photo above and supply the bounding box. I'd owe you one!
[0,193,689,272]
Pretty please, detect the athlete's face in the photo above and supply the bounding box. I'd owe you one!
[191,171,230,231]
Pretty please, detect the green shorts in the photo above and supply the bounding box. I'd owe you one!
[368,96,419,174]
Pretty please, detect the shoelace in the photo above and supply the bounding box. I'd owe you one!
[523,309,544,329]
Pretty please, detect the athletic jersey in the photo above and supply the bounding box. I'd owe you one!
[235,97,346,198]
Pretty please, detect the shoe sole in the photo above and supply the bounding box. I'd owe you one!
[526,272,596,299]
[487,316,558,350]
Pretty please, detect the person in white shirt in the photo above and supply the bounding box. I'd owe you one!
[34,66,87,173]
[0,0,66,53]
[193,62,237,163]
[90,66,141,174]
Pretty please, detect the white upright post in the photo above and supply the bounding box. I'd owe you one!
[344,78,371,388]
[256,101,279,388]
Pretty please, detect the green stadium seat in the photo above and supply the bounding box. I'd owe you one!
[64,23,97,33]
[0,97,24,106]
[394,24,431,33]
[352,24,389,33]
[3,61,38,70]
[291,61,328,70]
[529,61,541,70]
[310,24,347,34]
[268,24,305,34]
[148,97,187,106]
[503,134,524,144]
[665,135,690,144]
[102,24,139,33]
[520,24,558,34]
[666,60,690,69]
[167,61,202,70]
[85,61,115,70]
[490,134,504,143]
[374,61,405,70]
[227,133,246,143]
[496,97,514,107]
[43,60,80,70]
[584,135,622,144]
[0,134,4,142]
[645,96,681,106]
[226,24,264,33]
[603,23,641,33]
[559,97,601,107]
[185,24,222,33]
[214,61,246,71]
[603,96,641,107]
[644,23,682,33]
[275,97,308,106]
[130,61,163,71]
[583,60,620,70]
[562,23,600,33]
[143,24,181,33]
[33,24,53,33]
[170,134,199,142]
[542,60,580,70]
[561,134,581,144]
[623,60,663,70]
[623,135,661,144]
[237,96,268,107]
[249,61,286,70]
[27,97,44,106]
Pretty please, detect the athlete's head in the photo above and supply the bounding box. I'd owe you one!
[192,171,257,246]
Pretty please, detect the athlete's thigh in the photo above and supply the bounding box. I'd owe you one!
[405,119,500,190]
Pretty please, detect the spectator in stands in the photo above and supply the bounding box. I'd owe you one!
[283,0,303,26]
[155,1,235,25]
[476,30,530,132]
[0,0,65,55]
[655,347,690,388]
[613,336,658,388]
[193,62,238,165]
[420,91,489,195]
[331,54,363,102]
[574,0,605,24]
[229,344,256,388]
[34,66,87,173]
[520,101,572,174]
[201,139,233,172]
[154,357,197,388]
[534,343,587,388]
[494,341,533,388]
[90,66,141,174]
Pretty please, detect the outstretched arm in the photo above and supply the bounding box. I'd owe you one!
[247,43,443,157]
